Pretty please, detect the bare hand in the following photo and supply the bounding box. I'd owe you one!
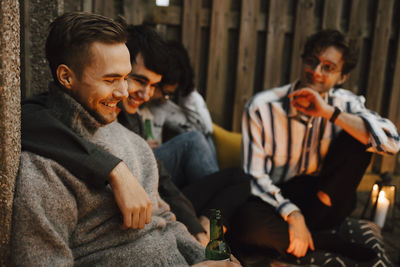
[286,211,314,258]
[289,88,334,119]
[108,161,152,230]
[192,259,242,267]
[195,232,210,247]
[199,216,210,237]
[146,139,160,149]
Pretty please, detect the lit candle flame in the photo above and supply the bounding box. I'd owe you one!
[371,184,379,204]
[378,190,386,200]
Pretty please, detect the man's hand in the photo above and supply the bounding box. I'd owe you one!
[195,232,210,247]
[196,216,211,246]
[199,215,210,236]
[108,161,152,230]
[289,88,334,119]
[290,88,370,144]
[286,211,314,258]
[192,257,242,267]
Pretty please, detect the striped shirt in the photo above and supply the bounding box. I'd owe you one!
[242,83,400,220]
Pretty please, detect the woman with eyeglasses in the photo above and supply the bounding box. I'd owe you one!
[141,41,216,161]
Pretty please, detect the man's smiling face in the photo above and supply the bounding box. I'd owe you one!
[122,53,162,114]
[299,46,348,95]
[69,42,131,124]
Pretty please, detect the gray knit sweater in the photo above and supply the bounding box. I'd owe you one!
[11,85,205,266]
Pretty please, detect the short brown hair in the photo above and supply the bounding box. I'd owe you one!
[45,12,127,83]
[301,29,358,75]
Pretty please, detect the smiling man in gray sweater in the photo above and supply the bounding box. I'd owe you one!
[11,12,228,266]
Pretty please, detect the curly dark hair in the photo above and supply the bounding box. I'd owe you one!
[161,41,195,97]
[125,25,169,76]
[301,29,358,75]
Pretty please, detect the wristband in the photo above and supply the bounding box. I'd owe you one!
[329,106,341,123]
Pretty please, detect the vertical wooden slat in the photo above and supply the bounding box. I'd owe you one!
[290,0,316,81]
[345,0,369,94]
[182,0,202,86]
[155,24,168,39]
[82,0,93,12]
[263,0,289,89]
[346,0,375,174]
[232,0,260,132]
[365,0,394,112]
[205,0,230,126]
[93,0,115,18]
[380,30,400,173]
[124,0,145,25]
[322,0,342,30]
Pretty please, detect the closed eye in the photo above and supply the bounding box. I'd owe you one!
[133,78,148,86]
[104,79,116,84]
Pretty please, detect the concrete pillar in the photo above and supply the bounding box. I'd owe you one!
[0,0,64,265]
[0,0,21,265]
[20,0,63,98]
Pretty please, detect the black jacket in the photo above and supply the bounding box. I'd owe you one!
[21,91,205,235]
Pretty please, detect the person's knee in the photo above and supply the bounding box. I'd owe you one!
[336,131,371,157]
[327,131,372,170]
[229,199,290,253]
[229,168,251,185]
[183,131,208,147]
[186,130,205,140]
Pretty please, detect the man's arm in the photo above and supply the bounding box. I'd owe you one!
[289,88,400,154]
[22,94,121,188]
[108,161,152,229]
[157,161,207,242]
[290,87,400,209]
[12,153,76,266]
[289,88,369,144]
[22,107,122,188]
[242,100,314,258]
[22,96,152,229]
[242,100,300,219]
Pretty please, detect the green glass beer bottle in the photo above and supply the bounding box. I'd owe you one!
[205,209,231,261]
[144,119,154,140]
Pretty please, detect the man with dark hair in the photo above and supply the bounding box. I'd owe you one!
[141,41,218,189]
[228,29,400,263]
[21,23,233,246]
[12,12,241,266]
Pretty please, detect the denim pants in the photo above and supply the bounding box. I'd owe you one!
[154,131,219,188]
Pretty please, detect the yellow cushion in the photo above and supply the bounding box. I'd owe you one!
[212,124,242,169]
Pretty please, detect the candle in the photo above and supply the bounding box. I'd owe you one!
[373,191,390,228]
[371,184,379,205]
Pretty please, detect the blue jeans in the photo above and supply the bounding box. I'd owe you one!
[154,131,219,188]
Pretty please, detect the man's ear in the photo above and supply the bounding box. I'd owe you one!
[56,64,75,90]
[337,73,349,85]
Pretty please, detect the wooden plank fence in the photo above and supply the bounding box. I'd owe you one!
[79,0,400,174]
